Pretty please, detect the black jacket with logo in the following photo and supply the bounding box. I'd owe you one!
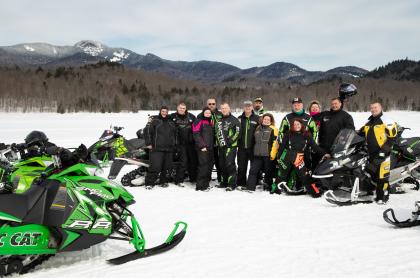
[215,114,241,148]
[238,112,260,149]
[170,112,196,145]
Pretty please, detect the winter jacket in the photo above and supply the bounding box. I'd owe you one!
[278,110,318,142]
[144,115,177,152]
[238,111,260,149]
[278,131,325,162]
[170,112,196,145]
[253,124,278,159]
[192,115,214,150]
[359,112,398,157]
[319,109,355,153]
[215,113,241,148]
[310,112,322,129]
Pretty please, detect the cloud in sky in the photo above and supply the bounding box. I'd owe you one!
[1,0,420,70]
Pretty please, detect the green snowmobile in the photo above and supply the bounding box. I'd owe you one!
[0,148,187,275]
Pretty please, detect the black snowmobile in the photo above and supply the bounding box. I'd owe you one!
[313,128,420,206]
[88,126,146,166]
[107,129,182,187]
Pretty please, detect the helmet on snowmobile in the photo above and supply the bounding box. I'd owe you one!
[24,130,49,147]
[338,83,358,100]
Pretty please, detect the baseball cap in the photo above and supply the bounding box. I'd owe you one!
[254,97,263,102]
[291,97,303,104]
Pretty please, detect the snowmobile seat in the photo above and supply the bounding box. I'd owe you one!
[126,138,145,150]
[0,183,46,221]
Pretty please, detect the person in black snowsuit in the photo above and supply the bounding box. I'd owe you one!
[215,103,241,191]
[275,119,328,197]
[144,106,177,188]
[246,113,278,191]
[170,103,197,184]
[197,98,223,182]
[192,107,215,191]
[237,101,260,187]
[319,97,355,154]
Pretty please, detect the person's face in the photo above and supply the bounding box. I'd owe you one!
[160,109,168,118]
[292,102,303,112]
[330,100,342,111]
[370,103,382,117]
[253,101,262,110]
[203,110,212,118]
[262,116,271,126]
[293,121,302,131]
[220,104,230,116]
[243,105,253,114]
[207,99,217,111]
[310,104,320,113]
[177,105,186,115]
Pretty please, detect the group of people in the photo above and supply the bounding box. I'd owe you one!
[143,83,398,204]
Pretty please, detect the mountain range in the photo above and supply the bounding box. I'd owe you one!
[0,40,368,85]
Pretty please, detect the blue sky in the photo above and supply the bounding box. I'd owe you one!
[2,0,420,70]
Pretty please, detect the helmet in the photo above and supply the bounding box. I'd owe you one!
[24,131,49,147]
[338,83,358,100]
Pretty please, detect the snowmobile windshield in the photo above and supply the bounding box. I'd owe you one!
[100,130,114,141]
[331,129,364,158]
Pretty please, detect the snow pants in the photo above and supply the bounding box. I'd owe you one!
[145,150,173,186]
[218,147,238,188]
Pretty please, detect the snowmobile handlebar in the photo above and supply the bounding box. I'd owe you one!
[114,126,124,132]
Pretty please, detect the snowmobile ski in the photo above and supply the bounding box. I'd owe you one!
[383,202,420,228]
[324,190,373,206]
[108,221,187,265]
[383,208,420,228]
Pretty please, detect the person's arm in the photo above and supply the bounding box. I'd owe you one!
[278,117,289,142]
[144,117,155,147]
[344,113,355,130]
[192,120,207,150]
[308,135,325,157]
[381,121,398,154]
[269,127,279,160]
[227,118,241,146]
[308,118,319,143]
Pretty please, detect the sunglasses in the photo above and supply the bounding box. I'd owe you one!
[208,103,216,106]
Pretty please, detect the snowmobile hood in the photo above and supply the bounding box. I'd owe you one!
[313,158,343,176]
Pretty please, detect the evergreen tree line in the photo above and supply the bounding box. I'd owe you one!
[0,63,419,113]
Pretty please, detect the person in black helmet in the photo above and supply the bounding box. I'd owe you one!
[16,130,57,159]
[319,84,356,154]
[144,106,177,189]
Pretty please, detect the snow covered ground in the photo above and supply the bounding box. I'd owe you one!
[1,111,420,278]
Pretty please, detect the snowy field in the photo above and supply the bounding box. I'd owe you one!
[1,111,420,278]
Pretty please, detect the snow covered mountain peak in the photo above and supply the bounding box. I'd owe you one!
[74,40,105,56]
[24,45,35,52]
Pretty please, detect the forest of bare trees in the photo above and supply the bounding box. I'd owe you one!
[0,61,419,113]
